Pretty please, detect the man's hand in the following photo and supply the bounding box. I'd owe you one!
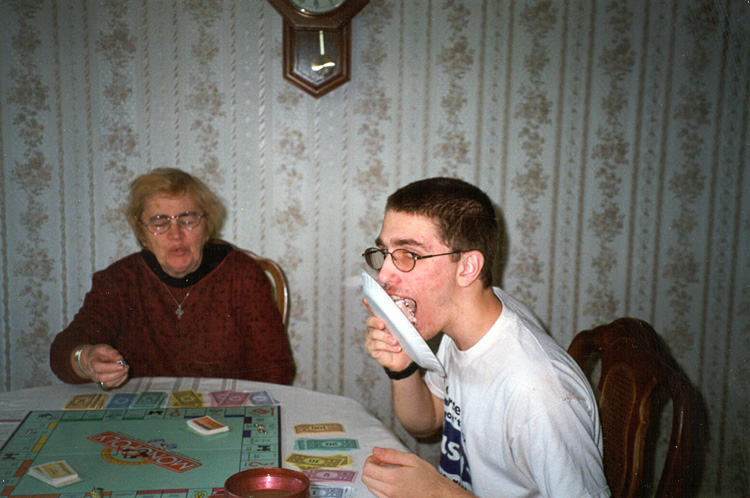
[363,298,413,373]
[362,447,473,498]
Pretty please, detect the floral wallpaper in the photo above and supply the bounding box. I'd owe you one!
[1,0,748,495]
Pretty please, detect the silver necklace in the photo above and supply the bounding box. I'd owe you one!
[160,282,193,319]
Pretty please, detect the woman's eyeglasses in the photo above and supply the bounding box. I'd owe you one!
[141,212,204,235]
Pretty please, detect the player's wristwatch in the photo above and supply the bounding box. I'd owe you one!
[384,361,420,380]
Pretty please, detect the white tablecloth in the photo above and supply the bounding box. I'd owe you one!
[0,377,406,497]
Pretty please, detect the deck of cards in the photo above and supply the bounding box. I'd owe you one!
[28,460,81,487]
[187,415,229,436]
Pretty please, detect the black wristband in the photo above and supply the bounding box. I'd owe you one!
[384,361,420,380]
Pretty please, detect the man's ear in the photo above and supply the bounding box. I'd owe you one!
[456,250,484,288]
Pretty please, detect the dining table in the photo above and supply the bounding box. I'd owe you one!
[0,377,408,498]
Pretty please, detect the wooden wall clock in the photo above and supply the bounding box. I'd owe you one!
[267,0,370,98]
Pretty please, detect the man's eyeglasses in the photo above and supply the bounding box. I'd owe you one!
[141,212,204,235]
[362,247,463,273]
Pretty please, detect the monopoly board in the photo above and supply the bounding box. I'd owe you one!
[0,406,281,498]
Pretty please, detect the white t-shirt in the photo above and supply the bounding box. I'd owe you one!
[425,288,610,498]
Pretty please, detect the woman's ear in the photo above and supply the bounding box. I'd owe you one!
[137,229,148,248]
[456,250,484,287]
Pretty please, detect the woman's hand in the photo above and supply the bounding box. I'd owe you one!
[363,298,413,373]
[74,344,129,388]
[362,447,473,498]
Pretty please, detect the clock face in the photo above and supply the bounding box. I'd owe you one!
[290,0,346,15]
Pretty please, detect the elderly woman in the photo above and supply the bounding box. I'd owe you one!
[50,168,295,387]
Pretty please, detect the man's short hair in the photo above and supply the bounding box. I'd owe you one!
[386,177,498,287]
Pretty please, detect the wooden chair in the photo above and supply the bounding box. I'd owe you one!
[568,318,702,498]
[213,240,289,326]
[243,250,289,327]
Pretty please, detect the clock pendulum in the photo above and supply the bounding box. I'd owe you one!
[311,30,336,77]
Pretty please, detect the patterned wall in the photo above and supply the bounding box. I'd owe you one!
[1,0,748,495]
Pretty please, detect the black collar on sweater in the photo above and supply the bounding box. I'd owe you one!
[141,241,232,289]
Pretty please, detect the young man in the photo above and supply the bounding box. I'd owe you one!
[361,177,610,498]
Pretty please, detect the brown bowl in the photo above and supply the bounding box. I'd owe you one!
[223,468,310,498]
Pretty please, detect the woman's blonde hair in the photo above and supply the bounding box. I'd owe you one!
[126,168,225,245]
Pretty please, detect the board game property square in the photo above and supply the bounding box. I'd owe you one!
[0,406,280,498]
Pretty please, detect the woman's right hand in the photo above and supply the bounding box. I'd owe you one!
[74,344,129,388]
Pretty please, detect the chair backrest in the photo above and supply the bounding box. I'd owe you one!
[242,250,290,328]
[567,318,699,498]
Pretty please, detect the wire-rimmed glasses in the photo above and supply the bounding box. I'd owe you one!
[362,247,463,273]
[142,211,204,235]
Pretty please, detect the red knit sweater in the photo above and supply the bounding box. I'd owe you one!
[50,245,295,385]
